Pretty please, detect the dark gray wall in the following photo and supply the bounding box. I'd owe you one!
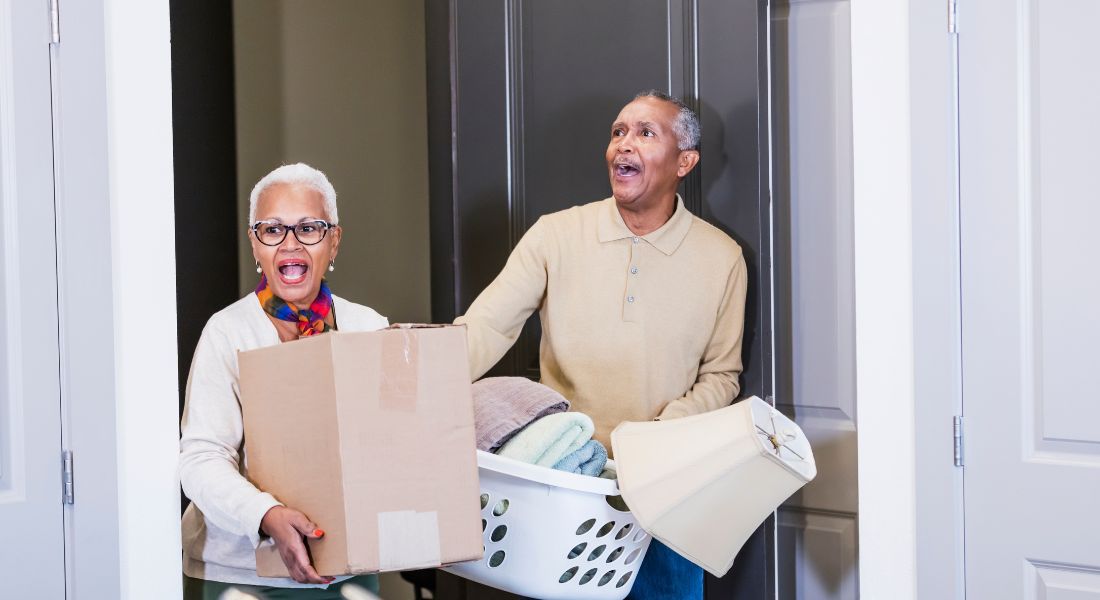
[428,1,773,598]
[170,0,239,412]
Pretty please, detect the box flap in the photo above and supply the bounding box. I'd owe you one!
[239,334,350,577]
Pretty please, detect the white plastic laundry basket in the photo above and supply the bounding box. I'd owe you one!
[443,450,653,600]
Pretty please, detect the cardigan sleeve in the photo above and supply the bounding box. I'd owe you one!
[178,319,280,548]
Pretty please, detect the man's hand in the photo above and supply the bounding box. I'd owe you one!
[259,506,333,584]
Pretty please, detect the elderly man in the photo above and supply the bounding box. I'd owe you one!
[456,91,747,598]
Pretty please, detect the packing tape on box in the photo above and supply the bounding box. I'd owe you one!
[377,510,442,571]
[380,329,419,412]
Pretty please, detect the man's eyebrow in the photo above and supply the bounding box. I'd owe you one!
[611,120,663,130]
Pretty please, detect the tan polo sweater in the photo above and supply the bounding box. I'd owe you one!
[456,197,747,448]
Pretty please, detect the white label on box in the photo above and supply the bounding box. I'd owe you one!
[377,510,442,571]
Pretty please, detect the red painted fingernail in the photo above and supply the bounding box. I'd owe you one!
[314,528,324,537]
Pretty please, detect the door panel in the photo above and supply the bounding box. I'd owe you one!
[428,1,773,598]
[0,0,66,595]
[776,511,856,600]
[771,1,857,598]
[1026,563,1100,600]
[960,0,1100,597]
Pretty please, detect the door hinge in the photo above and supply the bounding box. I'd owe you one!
[48,0,60,44]
[953,416,965,467]
[62,450,74,504]
[948,0,958,34]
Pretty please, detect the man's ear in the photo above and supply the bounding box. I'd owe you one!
[677,150,701,178]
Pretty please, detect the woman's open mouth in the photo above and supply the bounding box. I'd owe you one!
[277,259,309,285]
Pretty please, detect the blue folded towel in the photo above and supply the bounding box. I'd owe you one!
[496,411,595,467]
[553,439,608,476]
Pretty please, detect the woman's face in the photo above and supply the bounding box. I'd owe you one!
[250,183,341,307]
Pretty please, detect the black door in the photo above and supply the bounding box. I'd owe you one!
[427,1,773,598]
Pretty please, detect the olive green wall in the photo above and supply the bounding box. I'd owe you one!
[233,0,431,323]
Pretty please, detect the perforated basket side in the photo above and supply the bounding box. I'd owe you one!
[444,452,653,600]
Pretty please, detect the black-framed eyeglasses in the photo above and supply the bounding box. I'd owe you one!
[250,219,335,246]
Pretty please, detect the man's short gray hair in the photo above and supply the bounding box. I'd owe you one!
[633,90,701,151]
[248,163,339,225]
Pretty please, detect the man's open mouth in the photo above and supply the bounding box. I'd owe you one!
[614,160,641,177]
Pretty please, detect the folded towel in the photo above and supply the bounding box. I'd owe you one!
[473,377,570,452]
[497,411,595,467]
[599,459,618,480]
[553,439,609,476]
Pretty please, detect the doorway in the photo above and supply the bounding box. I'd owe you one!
[170,1,801,599]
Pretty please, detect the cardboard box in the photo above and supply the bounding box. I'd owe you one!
[238,325,483,577]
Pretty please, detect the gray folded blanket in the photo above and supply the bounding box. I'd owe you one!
[473,377,570,452]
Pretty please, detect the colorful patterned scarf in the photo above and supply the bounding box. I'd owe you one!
[255,274,335,337]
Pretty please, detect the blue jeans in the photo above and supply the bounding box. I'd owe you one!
[626,539,703,600]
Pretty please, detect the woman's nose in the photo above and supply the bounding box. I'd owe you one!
[280,230,303,250]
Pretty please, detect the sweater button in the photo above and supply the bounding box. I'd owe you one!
[627,295,635,303]
[630,266,638,274]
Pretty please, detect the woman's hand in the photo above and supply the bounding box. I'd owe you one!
[259,506,334,584]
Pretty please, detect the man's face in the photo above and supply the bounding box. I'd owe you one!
[605,97,699,212]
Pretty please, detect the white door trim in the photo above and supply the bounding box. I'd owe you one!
[851,1,965,598]
[850,1,918,597]
[52,0,181,597]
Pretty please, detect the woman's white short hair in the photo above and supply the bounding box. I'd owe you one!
[248,163,339,225]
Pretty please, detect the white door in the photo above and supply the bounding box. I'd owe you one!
[772,1,859,598]
[0,0,66,596]
[959,0,1100,597]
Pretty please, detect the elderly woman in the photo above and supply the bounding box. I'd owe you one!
[180,164,387,599]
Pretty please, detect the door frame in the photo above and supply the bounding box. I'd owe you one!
[24,0,968,598]
[50,0,181,597]
[850,1,964,599]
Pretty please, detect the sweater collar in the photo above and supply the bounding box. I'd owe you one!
[597,195,693,256]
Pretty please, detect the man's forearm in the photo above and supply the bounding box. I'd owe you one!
[657,371,740,420]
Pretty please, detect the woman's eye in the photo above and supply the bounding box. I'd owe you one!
[642,129,654,137]
[612,128,624,137]
[299,224,317,234]
[263,225,284,235]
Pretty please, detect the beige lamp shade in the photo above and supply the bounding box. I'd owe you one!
[611,396,816,577]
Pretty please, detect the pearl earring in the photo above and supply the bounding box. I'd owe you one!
[255,262,262,274]
[328,260,335,272]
